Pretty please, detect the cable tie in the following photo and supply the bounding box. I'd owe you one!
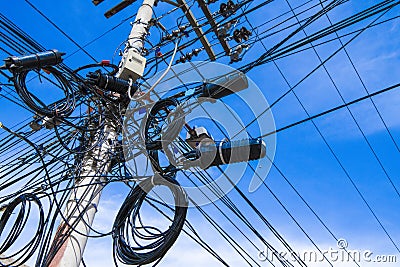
[105,74,109,89]
[92,203,98,212]
[151,175,156,187]
[127,78,134,99]
[101,60,110,66]
[219,138,227,165]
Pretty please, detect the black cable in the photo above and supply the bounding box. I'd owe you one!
[12,66,76,118]
[24,0,99,63]
[0,193,45,266]
[112,174,188,266]
[143,194,230,266]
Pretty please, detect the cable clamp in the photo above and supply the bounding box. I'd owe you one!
[219,138,227,165]
[104,74,109,89]
[127,78,134,99]
[151,174,158,187]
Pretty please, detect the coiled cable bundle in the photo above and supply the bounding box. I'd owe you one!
[12,66,76,118]
[0,193,45,266]
[112,175,188,266]
[2,50,76,118]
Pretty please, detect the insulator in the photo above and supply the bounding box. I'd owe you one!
[179,25,188,32]
[149,18,157,27]
[29,120,42,131]
[219,3,228,16]
[232,27,251,43]
[155,47,162,57]
[196,71,248,99]
[230,44,248,63]
[217,26,229,38]
[4,50,65,70]
[141,47,149,56]
[162,34,173,42]
[192,48,202,56]
[176,49,203,64]
[217,20,236,38]
[43,117,60,130]
[86,70,137,94]
[240,27,252,41]
[219,0,237,17]
[172,29,180,37]
[233,29,242,43]
[185,127,213,149]
[189,138,266,168]
[227,0,236,9]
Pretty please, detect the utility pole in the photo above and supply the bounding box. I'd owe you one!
[175,0,216,61]
[47,0,155,266]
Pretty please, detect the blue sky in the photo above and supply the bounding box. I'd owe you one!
[1,0,400,266]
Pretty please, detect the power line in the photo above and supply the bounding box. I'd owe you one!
[24,0,99,63]
[1,0,400,266]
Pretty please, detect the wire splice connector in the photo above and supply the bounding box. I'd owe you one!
[3,50,65,70]
[197,71,248,99]
[189,138,266,169]
[86,70,138,95]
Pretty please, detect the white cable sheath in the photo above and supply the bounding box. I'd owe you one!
[132,40,179,101]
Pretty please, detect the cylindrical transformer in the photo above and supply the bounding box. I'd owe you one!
[86,71,136,94]
[197,71,248,99]
[5,49,65,69]
[195,138,266,168]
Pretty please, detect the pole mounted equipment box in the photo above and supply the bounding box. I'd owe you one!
[118,50,146,81]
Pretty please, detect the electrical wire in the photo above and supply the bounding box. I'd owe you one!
[112,174,188,266]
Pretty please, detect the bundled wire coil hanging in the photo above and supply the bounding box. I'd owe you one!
[112,175,188,265]
[0,193,45,266]
[12,66,76,118]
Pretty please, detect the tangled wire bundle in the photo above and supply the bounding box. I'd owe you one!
[112,175,188,265]
[12,66,76,118]
[0,193,45,266]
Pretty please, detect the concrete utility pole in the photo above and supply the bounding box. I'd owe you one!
[47,1,155,266]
